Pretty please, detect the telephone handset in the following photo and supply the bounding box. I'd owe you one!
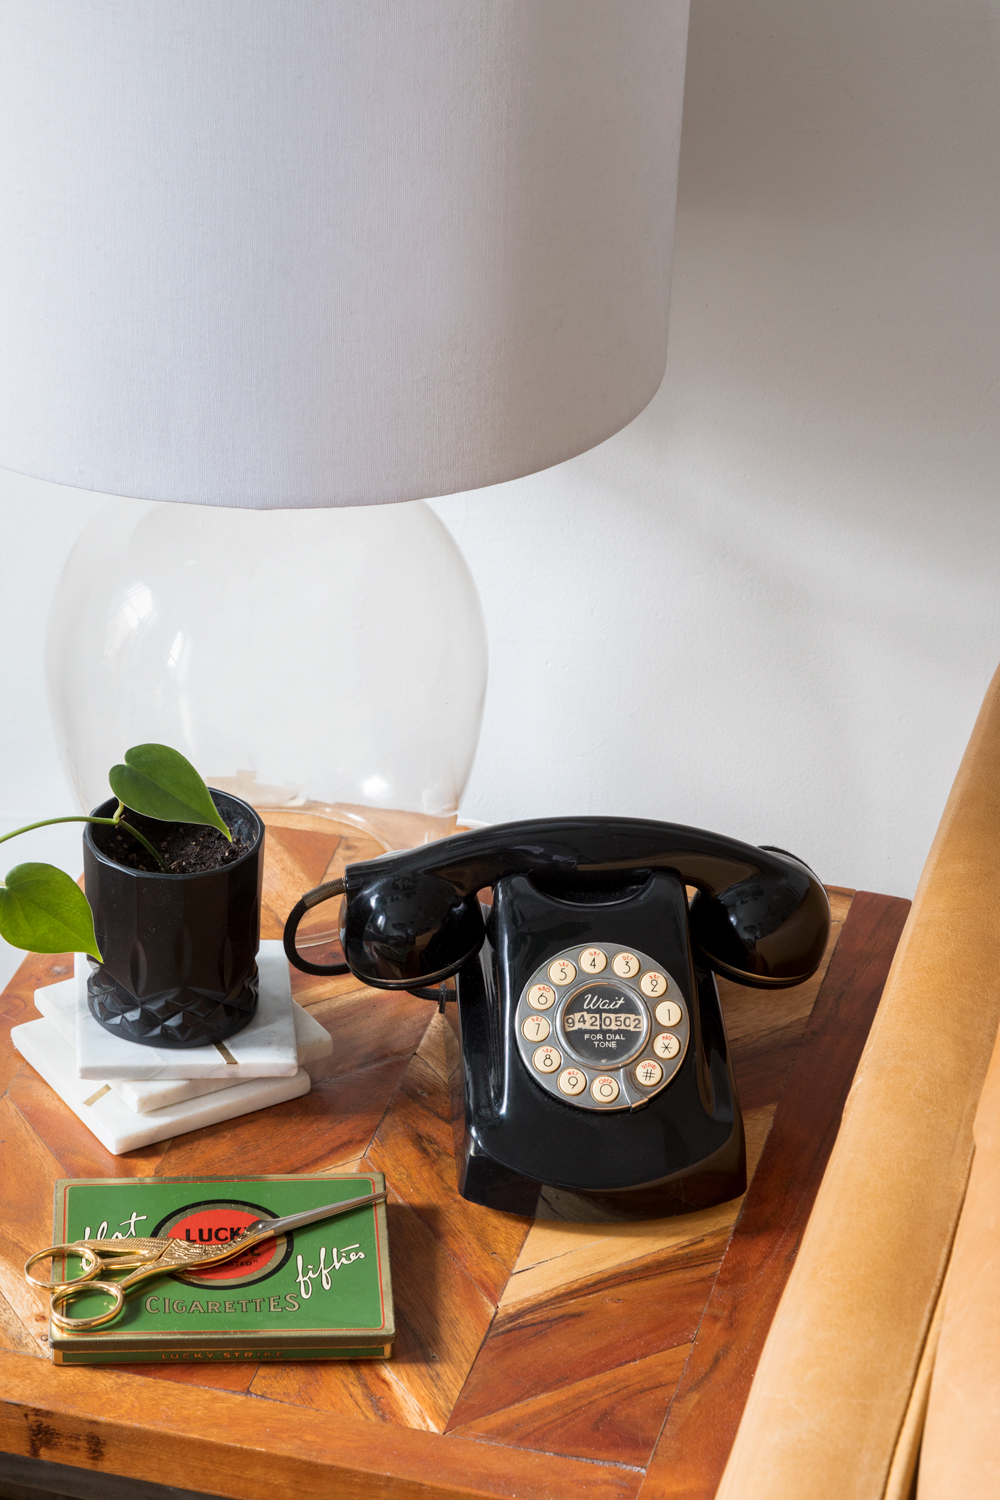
[284,818,830,1220]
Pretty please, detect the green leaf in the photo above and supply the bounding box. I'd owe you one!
[0,864,102,959]
[108,744,232,842]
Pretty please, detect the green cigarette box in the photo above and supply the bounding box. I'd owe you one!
[49,1174,393,1365]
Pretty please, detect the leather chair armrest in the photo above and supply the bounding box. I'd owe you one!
[718,663,1000,1500]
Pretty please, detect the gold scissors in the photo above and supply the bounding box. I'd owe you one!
[25,1189,386,1331]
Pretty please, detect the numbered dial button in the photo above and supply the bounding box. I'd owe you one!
[578,947,607,974]
[533,1045,561,1073]
[558,1067,587,1096]
[518,943,686,1112]
[634,1058,664,1088]
[528,984,556,1010]
[521,1014,551,1043]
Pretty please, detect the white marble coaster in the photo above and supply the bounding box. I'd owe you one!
[72,941,299,1081]
[36,969,331,1113]
[11,1017,310,1155]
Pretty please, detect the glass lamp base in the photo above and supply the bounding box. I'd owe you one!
[46,499,488,852]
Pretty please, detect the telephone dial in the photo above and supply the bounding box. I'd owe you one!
[284,819,830,1221]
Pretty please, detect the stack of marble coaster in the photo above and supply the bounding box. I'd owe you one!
[11,941,330,1155]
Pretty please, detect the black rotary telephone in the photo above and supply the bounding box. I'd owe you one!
[284,818,830,1221]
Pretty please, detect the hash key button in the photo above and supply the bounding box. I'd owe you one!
[634,1058,664,1087]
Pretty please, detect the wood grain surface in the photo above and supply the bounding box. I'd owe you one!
[643,891,911,1500]
[0,823,903,1500]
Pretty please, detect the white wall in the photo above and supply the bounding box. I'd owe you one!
[434,0,1000,894]
[2,0,1000,988]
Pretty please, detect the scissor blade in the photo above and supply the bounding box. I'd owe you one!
[252,1190,386,1238]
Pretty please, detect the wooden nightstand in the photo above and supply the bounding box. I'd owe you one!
[0,816,907,1500]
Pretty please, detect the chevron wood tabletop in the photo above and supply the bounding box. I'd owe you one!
[0,814,910,1500]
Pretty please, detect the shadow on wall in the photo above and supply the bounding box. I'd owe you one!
[436,0,1000,899]
[672,0,1000,496]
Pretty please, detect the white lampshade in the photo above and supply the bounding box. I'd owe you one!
[0,0,688,509]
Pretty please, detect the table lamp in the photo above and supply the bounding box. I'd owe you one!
[0,0,690,852]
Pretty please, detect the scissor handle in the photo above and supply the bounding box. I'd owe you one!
[50,1278,125,1331]
[24,1243,101,1293]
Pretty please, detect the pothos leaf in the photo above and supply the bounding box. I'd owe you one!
[0,863,101,959]
[108,743,232,841]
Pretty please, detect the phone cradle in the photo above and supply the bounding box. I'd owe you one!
[284,814,830,1221]
[453,873,746,1221]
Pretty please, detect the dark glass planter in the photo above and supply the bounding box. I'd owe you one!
[82,792,264,1049]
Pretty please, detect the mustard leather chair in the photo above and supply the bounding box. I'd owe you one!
[717,664,1000,1500]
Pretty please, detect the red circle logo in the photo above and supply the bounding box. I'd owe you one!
[151,1199,291,1288]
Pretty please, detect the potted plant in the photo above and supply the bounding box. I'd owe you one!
[0,744,264,1048]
